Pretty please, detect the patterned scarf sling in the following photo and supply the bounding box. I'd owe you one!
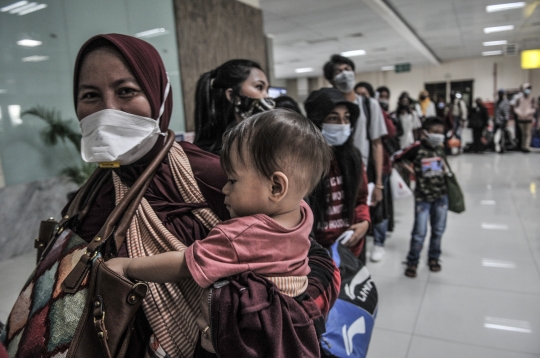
[113,142,220,358]
[113,143,308,357]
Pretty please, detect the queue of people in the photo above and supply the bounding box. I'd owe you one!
[0,33,536,358]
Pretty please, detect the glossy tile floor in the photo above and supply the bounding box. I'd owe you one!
[1,149,539,358]
[366,150,540,358]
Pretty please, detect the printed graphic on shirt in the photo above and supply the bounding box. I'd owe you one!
[318,175,350,232]
[421,157,443,177]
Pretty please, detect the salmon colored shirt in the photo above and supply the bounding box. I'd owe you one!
[185,201,312,288]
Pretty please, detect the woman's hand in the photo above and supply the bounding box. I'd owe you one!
[344,221,370,248]
[106,257,132,278]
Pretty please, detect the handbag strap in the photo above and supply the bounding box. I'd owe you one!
[62,130,175,294]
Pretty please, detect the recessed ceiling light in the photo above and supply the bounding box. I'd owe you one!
[17,39,42,47]
[486,2,525,13]
[135,28,169,38]
[0,0,27,12]
[381,66,394,71]
[483,40,508,46]
[483,50,503,56]
[9,1,36,13]
[484,25,514,33]
[295,67,313,73]
[18,3,46,15]
[340,49,366,57]
[21,55,49,62]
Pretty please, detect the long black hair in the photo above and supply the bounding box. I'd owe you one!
[304,93,363,232]
[396,91,412,115]
[193,59,263,154]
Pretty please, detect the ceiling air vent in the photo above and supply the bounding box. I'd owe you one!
[504,43,518,56]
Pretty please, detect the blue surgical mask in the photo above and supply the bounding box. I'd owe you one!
[321,123,351,146]
[524,88,532,95]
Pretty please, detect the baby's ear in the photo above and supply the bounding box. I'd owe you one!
[269,172,289,202]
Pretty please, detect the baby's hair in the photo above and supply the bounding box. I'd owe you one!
[221,109,332,194]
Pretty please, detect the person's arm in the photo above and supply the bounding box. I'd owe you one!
[370,101,388,206]
[305,238,340,318]
[371,138,384,206]
[346,167,371,249]
[107,251,191,283]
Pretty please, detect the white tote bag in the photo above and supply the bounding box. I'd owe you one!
[390,168,413,200]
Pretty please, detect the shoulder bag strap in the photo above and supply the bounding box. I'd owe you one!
[62,130,175,293]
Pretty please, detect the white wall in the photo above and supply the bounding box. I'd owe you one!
[288,56,540,112]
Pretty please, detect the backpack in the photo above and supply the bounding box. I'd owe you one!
[321,242,378,358]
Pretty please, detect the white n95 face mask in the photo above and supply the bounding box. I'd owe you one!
[321,123,351,146]
[79,79,170,167]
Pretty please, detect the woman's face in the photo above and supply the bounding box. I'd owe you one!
[237,68,269,99]
[76,48,152,120]
[400,97,409,107]
[323,104,351,125]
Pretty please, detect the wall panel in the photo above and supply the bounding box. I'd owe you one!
[173,0,268,131]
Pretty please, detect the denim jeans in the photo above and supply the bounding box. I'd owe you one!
[373,219,388,247]
[373,175,390,247]
[406,195,448,264]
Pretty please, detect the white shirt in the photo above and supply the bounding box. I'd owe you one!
[398,111,422,149]
[352,94,388,167]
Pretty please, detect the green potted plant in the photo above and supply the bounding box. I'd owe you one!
[23,106,96,186]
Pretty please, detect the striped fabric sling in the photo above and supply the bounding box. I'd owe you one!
[114,143,308,357]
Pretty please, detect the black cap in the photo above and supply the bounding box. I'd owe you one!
[304,87,360,127]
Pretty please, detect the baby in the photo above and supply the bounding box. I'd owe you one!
[107,108,332,353]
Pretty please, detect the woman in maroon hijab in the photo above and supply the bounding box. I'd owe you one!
[68,34,338,357]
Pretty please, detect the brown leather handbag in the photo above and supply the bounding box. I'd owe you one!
[2,130,175,358]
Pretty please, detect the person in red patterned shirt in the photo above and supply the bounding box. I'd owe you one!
[305,88,371,258]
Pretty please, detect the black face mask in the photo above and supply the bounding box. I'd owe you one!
[419,95,427,101]
[234,94,275,120]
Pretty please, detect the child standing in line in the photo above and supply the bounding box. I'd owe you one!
[107,109,332,353]
[393,117,450,278]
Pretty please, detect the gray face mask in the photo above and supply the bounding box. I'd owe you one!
[333,70,356,93]
[424,131,445,147]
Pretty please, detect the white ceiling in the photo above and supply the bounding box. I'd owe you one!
[260,0,540,79]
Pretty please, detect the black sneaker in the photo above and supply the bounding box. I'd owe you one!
[428,259,442,272]
[404,263,417,278]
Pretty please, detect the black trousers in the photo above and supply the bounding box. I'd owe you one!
[471,127,484,152]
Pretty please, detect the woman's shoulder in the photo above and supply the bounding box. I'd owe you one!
[177,141,225,180]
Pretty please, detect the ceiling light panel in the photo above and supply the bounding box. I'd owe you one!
[483,40,508,46]
[135,28,169,38]
[18,3,46,15]
[17,39,42,47]
[294,67,313,73]
[341,49,366,57]
[484,25,514,33]
[21,55,49,62]
[486,2,525,13]
[0,1,28,12]
[9,1,36,13]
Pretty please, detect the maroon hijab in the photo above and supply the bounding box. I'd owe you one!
[73,33,172,132]
[68,33,229,247]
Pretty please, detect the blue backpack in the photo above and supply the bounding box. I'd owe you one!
[321,242,378,358]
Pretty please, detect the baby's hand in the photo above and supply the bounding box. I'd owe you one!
[106,257,131,278]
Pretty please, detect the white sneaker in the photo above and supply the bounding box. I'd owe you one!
[370,246,385,262]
